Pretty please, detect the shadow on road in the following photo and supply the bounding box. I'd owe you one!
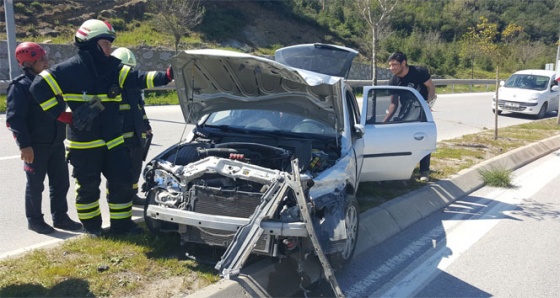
[316,193,533,298]
[0,278,93,297]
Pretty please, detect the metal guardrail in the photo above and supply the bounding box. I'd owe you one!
[0,79,496,94]
[347,79,495,87]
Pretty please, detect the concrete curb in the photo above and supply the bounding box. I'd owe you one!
[191,134,560,297]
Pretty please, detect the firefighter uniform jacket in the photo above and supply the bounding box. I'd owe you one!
[29,50,170,151]
[118,65,151,148]
[6,71,66,149]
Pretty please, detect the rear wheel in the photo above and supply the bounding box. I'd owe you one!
[492,109,502,115]
[536,102,548,119]
[328,195,359,270]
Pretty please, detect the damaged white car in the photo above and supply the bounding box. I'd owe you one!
[141,44,436,280]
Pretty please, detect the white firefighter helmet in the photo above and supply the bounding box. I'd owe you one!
[111,47,137,67]
[75,19,116,47]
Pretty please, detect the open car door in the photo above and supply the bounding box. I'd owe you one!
[359,86,437,181]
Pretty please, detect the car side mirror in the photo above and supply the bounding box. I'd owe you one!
[354,124,365,138]
[552,85,559,92]
[499,80,505,87]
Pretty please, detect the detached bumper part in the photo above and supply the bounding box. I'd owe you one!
[145,205,308,237]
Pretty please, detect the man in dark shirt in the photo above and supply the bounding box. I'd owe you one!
[385,51,437,182]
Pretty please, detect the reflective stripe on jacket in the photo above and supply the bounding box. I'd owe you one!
[30,50,170,149]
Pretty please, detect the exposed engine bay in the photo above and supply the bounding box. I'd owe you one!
[142,130,348,259]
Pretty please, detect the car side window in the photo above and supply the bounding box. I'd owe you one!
[366,88,426,124]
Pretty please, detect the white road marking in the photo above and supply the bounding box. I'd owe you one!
[0,155,19,161]
[344,152,560,298]
[374,153,560,298]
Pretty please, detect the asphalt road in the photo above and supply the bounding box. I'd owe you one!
[0,92,544,259]
[0,105,190,259]
[337,149,560,297]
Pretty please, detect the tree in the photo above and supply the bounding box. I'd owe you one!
[515,40,546,69]
[465,16,522,140]
[459,27,478,79]
[356,0,399,85]
[152,0,205,53]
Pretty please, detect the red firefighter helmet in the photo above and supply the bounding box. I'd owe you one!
[15,42,46,67]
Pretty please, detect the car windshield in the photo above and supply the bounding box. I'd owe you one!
[202,110,336,136]
[504,74,550,91]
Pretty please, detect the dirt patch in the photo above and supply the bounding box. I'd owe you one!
[238,2,343,48]
[116,276,207,298]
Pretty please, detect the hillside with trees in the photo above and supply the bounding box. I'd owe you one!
[2,0,559,79]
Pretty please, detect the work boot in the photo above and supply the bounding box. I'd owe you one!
[53,215,83,231]
[28,220,55,234]
[132,194,146,206]
[84,228,103,238]
[110,220,144,236]
[82,221,104,238]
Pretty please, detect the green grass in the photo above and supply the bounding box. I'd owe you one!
[478,166,513,188]
[430,119,560,181]
[0,95,6,113]
[436,84,497,94]
[144,90,179,105]
[0,228,220,297]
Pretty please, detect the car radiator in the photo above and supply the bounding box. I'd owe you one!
[187,185,272,253]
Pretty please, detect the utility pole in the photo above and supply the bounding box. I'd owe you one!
[556,33,560,124]
[4,0,20,80]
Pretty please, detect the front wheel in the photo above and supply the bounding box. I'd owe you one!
[492,109,502,115]
[328,195,359,270]
[536,102,548,119]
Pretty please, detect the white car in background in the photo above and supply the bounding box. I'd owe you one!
[492,69,559,118]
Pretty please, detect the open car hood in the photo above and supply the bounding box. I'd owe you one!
[170,45,357,128]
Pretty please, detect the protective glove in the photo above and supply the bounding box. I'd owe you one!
[57,112,73,125]
[166,65,174,81]
[72,96,105,131]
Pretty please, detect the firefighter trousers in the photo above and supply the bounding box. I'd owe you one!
[24,142,70,224]
[125,142,144,195]
[68,145,134,232]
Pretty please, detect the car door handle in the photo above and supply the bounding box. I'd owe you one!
[414,133,425,141]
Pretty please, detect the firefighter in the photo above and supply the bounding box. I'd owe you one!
[111,47,153,206]
[6,42,82,234]
[29,19,173,237]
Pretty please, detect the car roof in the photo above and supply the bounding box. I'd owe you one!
[512,69,556,77]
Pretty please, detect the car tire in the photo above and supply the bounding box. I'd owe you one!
[492,109,502,115]
[328,194,359,270]
[536,102,548,119]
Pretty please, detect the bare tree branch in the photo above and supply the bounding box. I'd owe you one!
[356,0,399,85]
[152,0,205,53]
